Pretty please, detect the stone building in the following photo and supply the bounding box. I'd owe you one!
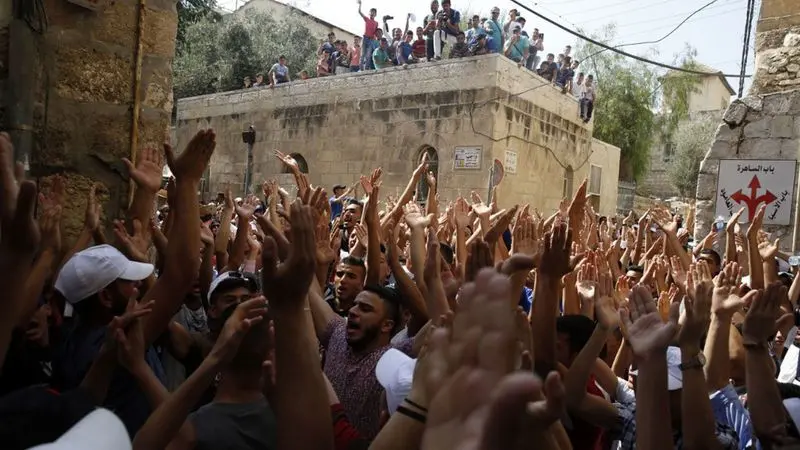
[233,0,358,44]
[1,0,177,242]
[175,54,621,216]
[639,69,735,199]
[694,0,800,251]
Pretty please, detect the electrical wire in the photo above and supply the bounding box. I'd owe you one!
[511,0,752,78]
[580,0,721,64]
[13,0,48,33]
[737,0,756,97]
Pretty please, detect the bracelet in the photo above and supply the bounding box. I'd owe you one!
[742,341,768,350]
[396,405,426,423]
[404,398,428,412]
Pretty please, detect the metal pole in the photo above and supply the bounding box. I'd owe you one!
[242,125,256,196]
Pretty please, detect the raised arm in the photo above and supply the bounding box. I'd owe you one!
[142,131,214,345]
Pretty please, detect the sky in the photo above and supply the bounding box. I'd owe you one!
[217,0,758,96]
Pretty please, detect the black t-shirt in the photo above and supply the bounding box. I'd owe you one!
[0,329,57,396]
[189,398,277,450]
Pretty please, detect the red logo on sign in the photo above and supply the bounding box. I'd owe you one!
[729,175,777,221]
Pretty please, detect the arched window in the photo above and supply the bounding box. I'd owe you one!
[416,145,439,205]
[282,153,309,174]
[563,166,574,200]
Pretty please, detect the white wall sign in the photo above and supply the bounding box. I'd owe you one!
[715,159,797,225]
[504,151,518,174]
[453,146,482,170]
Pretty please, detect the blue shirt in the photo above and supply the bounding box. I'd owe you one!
[399,42,413,63]
[54,322,167,436]
[518,286,533,314]
[485,19,503,44]
[486,36,501,53]
[710,384,759,450]
[504,35,530,61]
[437,9,462,37]
[373,47,391,69]
[330,196,343,219]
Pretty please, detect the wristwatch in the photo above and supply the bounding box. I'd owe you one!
[679,352,706,371]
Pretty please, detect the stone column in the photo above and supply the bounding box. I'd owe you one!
[2,0,177,242]
[752,0,800,94]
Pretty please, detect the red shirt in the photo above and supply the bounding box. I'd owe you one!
[363,18,378,39]
[411,39,426,58]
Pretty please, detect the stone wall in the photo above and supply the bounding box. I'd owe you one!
[176,54,621,214]
[752,0,800,94]
[695,0,800,251]
[695,92,800,249]
[2,0,177,242]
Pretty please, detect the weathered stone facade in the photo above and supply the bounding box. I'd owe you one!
[1,0,177,242]
[176,55,621,216]
[694,0,800,250]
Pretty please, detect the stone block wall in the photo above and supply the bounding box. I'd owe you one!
[694,92,800,249]
[3,0,177,242]
[752,0,800,94]
[176,55,620,213]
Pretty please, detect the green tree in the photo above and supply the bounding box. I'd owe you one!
[173,11,319,99]
[177,0,222,56]
[667,117,717,199]
[656,45,703,141]
[576,25,659,182]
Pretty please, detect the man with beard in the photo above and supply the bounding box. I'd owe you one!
[51,245,158,434]
[310,284,410,439]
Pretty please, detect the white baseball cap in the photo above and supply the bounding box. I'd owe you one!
[208,271,259,300]
[28,408,131,450]
[376,348,417,415]
[54,245,154,305]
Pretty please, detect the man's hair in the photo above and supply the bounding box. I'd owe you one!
[347,198,364,208]
[363,284,402,334]
[370,7,377,12]
[406,30,414,36]
[699,249,722,268]
[518,17,526,22]
[626,264,644,274]
[547,53,554,58]
[578,71,585,77]
[341,255,366,269]
[557,315,597,356]
[472,14,479,19]
[279,55,286,59]
[457,31,465,37]
[256,72,264,77]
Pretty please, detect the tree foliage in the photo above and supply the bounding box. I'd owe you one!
[177,0,222,56]
[667,117,718,199]
[576,25,659,182]
[174,12,320,99]
[576,27,703,183]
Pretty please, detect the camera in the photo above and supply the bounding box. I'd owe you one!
[383,15,394,21]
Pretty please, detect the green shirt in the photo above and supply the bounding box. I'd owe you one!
[372,47,391,69]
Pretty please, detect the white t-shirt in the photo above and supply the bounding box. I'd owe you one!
[572,80,583,97]
[580,83,595,102]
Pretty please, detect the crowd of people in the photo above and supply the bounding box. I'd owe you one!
[241,1,596,123]
[1,116,800,449]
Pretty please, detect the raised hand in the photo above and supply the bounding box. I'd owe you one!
[576,260,598,306]
[404,202,432,229]
[679,269,712,347]
[726,207,744,233]
[114,219,150,263]
[0,132,25,225]
[596,294,620,331]
[208,296,267,364]
[85,184,103,231]
[164,130,216,181]
[123,146,164,193]
[261,201,317,307]
[200,221,214,247]
[235,195,258,221]
[746,205,766,241]
[538,221,572,279]
[112,298,155,374]
[758,236,780,261]
[274,150,300,172]
[620,285,679,361]
[38,176,65,253]
[422,269,566,450]
[712,262,745,317]
[743,282,790,345]
[485,205,518,244]
[452,196,471,229]
[470,191,491,217]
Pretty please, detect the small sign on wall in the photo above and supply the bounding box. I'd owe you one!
[715,159,797,225]
[504,151,518,174]
[454,146,482,170]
